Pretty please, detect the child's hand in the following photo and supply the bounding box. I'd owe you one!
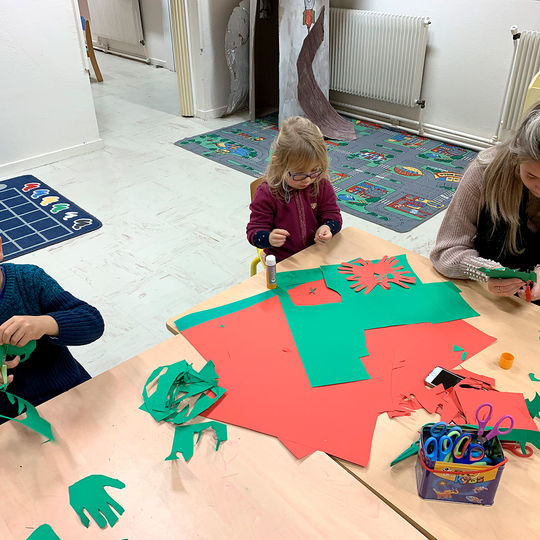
[0,356,20,386]
[0,315,58,347]
[269,228,290,247]
[487,278,525,297]
[314,225,332,244]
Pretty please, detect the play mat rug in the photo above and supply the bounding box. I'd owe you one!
[0,175,102,260]
[175,113,476,233]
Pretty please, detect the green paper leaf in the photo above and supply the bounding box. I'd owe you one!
[0,389,54,441]
[26,524,61,539]
[68,474,126,529]
[165,421,228,461]
[525,393,540,419]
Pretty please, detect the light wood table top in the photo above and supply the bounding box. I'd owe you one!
[167,226,540,540]
[0,313,422,539]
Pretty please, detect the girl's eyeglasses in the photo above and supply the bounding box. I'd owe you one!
[288,169,323,182]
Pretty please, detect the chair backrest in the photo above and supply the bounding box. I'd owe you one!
[250,177,264,202]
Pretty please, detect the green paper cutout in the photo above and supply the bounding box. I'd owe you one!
[0,388,54,441]
[68,474,125,529]
[26,524,61,539]
[390,439,420,466]
[453,345,464,352]
[529,373,540,382]
[525,393,540,419]
[165,421,228,461]
[478,267,537,283]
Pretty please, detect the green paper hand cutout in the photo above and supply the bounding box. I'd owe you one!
[166,421,228,461]
[0,388,54,441]
[68,474,126,529]
[26,524,61,539]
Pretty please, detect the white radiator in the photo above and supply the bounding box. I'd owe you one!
[329,8,430,107]
[501,30,540,131]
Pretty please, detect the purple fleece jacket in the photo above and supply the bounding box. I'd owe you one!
[246,178,343,262]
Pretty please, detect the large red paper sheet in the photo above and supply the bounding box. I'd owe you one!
[182,294,496,466]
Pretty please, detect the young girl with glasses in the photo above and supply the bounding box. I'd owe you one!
[246,116,342,262]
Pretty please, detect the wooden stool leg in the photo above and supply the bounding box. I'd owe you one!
[85,20,103,82]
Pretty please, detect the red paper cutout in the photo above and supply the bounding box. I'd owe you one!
[181,293,496,466]
[338,255,416,294]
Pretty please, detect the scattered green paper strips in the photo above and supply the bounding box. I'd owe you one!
[166,421,228,461]
[525,393,540,419]
[68,474,125,529]
[26,524,61,539]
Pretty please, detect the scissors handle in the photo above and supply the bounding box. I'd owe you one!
[485,414,514,441]
[476,403,493,437]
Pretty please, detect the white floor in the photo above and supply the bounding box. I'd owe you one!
[1,52,445,376]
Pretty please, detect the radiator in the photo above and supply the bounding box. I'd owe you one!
[329,8,430,107]
[501,30,540,131]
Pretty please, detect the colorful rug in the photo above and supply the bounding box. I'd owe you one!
[0,175,102,261]
[175,114,477,233]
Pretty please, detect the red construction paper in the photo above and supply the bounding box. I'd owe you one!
[181,290,496,466]
[453,387,540,433]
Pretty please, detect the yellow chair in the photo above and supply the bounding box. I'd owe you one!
[523,70,540,117]
[249,178,264,276]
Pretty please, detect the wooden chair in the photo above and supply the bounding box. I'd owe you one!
[249,178,264,276]
[81,17,103,82]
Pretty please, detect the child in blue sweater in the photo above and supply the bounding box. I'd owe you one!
[0,237,104,420]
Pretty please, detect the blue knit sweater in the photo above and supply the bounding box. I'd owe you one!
[0,263,104,419]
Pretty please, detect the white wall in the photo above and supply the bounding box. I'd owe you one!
[139,0,175,70]
[186,0,239,119]
[330,0,540,142]
[0,0,101,176]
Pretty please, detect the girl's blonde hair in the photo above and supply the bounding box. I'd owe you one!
[478,101,540,255]
[265,116,329,200]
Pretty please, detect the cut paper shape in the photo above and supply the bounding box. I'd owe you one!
[529,373,540,382]
[338,255,416,294]
[26,524,61,539]
[525,393,540,419]
[68,474,125,529]
[0,389,54,441]
[454,387,539,434]
[165,421,227,461]
[140,360,226,425]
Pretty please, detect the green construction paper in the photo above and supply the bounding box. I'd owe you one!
[26,524,61,539]
[453,345,464,352]
[529,373,540,382]
[478,267,537,283]
[26,524,61,540]
[525,393,540,419]
[0,389,54,441]
[68,474,125,529]
[390,439,420,466]
[165,421,228,461]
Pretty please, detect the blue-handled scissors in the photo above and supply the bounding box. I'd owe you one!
[453,433,485,463]
[424,434,454,462]
[476,402,514,443]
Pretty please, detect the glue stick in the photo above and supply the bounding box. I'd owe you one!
[266,255,277,289]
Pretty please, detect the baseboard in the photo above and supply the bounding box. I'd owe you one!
[0,139,104,179]
[195,105,228,120]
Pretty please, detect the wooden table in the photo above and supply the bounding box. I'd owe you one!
[0,309,422,538]
[167,227,540,540]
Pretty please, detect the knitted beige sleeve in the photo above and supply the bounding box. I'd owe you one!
[429,156,502,281]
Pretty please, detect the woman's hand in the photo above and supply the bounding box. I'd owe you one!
[517,267,540,302]
[269,228,290,247]
[314,225,332,244]
[487,278,524,297]
[0,315,58,347]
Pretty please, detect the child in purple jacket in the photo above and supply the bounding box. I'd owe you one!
[246,116,342,262]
